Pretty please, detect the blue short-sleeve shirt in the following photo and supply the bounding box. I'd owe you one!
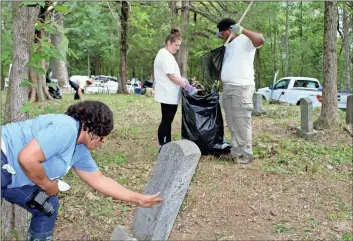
[1,114,98,188]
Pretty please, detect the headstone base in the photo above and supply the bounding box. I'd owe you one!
[111,226,136,241]
[296,127,320,139]
[252,109,266,116]
[269,100,285,105]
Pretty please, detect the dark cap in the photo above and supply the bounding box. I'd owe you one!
[216,18,236,36]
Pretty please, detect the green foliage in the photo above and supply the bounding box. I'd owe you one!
[343,233,353,241]
[19,101,58,115]
[55,4,70,14]
[19,80,36,88]
[19,103,36,114]
[3,1,351,87]
[91,152,128,165]
[27,36,66,74]
[1,3,13,76]
[11,228,19,240]
[275,223,291,233]
[65,2,121,76]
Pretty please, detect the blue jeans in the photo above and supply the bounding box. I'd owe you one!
[1,151,59,240]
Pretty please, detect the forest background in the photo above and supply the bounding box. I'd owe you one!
[1,1,352,92]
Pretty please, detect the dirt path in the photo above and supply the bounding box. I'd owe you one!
[170,160,352,240]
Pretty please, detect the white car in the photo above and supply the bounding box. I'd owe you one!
[257,73,351,109]
[257,76,322,106]
[85,80,119,94]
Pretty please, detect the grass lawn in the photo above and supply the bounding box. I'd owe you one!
[2,92,352,240]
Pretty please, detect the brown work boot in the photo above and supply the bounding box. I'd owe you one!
[220,153,236,161]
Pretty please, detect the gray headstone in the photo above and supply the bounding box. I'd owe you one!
[296,98,319,138]
[252,92,266,116]
[111,226,136,241]
[346,95,353,124]
[301,98,313,133]
[132,140,201,241]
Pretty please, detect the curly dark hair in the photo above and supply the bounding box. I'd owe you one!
[65,100,114,137]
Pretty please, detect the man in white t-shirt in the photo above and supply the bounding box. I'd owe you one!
[69,75,93,100]
[216,18,264,164]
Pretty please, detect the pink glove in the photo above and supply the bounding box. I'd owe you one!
[182,77,189,84]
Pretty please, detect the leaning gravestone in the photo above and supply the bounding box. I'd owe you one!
[346,95,353,124]
[296,98,319,139]
[111,140,201,241]
[252,92,266,116]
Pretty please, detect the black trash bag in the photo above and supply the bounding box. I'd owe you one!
[46,73,62,99]
[181,89,231,156]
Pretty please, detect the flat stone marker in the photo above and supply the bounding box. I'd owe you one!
[296,98,319,139]
[346,95,353,124]
[252,92,266,116]
[131,140,201,240]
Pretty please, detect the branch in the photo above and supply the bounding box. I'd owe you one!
[107,2,120,22]
[199,2,213,17]
[189,4,218,23]
[337,8,344,56]
[205,28,217,35]
[131,2,160,8]
[188,31,210,41]
[208,1,223,18]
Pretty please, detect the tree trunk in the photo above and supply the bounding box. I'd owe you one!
[315,1,339,129]
[176,1,190,77]
[342,2,351,91]
[255,49,262,89]
[1,67,5,91]
[270,15,278,74]
[274,18,278,73]
[5,3,39,123]
[299,1,303,76]
[29,12,53,102]
[29,67,38,101]
[284,1,289,76]
[169,1,178,19]
[2,3,40,240]
[119,1,129,94]
[93,56,102,76]
[50,13,68,88]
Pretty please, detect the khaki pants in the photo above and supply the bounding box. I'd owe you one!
[222,84,255,159]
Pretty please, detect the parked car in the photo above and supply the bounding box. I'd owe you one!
[257,73,351,109]
[95,75,118,83]
[314,89,352,110]
[85,79,119,94]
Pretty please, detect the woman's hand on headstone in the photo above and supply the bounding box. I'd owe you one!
[137,192,163,208]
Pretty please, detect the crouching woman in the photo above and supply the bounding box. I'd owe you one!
[1,100,162,241]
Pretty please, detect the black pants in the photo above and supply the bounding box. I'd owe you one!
[158,103,178,146]
[69,80,84,100]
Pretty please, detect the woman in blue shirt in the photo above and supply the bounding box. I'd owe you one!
[1,100,162,241]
